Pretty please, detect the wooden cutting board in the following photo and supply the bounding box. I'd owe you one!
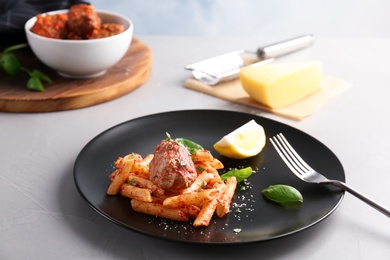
[0,37,152,113]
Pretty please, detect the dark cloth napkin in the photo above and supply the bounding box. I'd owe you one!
[0,0,88,45]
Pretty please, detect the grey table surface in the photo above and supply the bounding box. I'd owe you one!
[2,1,390,259]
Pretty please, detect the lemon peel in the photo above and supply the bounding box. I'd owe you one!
[213,120,266,159]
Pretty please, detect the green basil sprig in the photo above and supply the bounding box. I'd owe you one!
[22,68,52,92]
[1,43,52,92]
[175,137,204,154]
[166,132,204,154]
[220,166,253,183]
[1,47,21,76]
[262,184,303,208]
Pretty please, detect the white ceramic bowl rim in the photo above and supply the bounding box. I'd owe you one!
[24,9,132,43]
[24,8,133,78]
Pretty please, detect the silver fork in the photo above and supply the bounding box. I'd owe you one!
[270,133,390,217]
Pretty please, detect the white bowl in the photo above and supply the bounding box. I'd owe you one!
[25,10,133,79]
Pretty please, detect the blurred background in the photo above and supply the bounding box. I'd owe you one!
[92,0,390,38]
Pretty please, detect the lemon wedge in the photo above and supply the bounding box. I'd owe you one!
[213,120,266,159]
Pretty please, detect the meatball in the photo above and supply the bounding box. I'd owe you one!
[149,139,197,192]
[90,23,124,39]
[30,4,124,40]
[67,4,101,39]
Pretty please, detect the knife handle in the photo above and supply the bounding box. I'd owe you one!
[257,34,314,59]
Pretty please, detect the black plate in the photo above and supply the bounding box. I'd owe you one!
[74,110,345,244]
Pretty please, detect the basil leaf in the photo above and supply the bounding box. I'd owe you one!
[175,138,204,154]
[1,44,51,92]
[262,184,303,208]
[1,52,20,76]
[3,43,28,53]
[220,166,252,183]
[30,69,52,84]
[26,76,44,92]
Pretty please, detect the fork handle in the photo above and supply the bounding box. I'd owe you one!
[331,181,390,217]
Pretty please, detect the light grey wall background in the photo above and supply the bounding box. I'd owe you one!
[92,0,390,38]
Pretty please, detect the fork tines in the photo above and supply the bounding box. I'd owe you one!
[269,133,313,177]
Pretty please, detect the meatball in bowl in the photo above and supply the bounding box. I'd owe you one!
[25,4,133,78]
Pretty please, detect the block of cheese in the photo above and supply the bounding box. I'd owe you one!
[239,61,323,109]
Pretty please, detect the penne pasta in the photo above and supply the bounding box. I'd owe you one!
[210,158,224,169]
[216,176,237,218]
[106,140,242,227]
[180,171,214,194]
[131,199,189,222]
[106,157,135,195]
[128,175,165,196]
[182,204,201,218]
[191,150,214,163]
[123,152,143,162]
[121,183,153,202]
[114,156,124,168]
[163,189,218,208]
[193,183,225,226]
[131,154,153,179]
